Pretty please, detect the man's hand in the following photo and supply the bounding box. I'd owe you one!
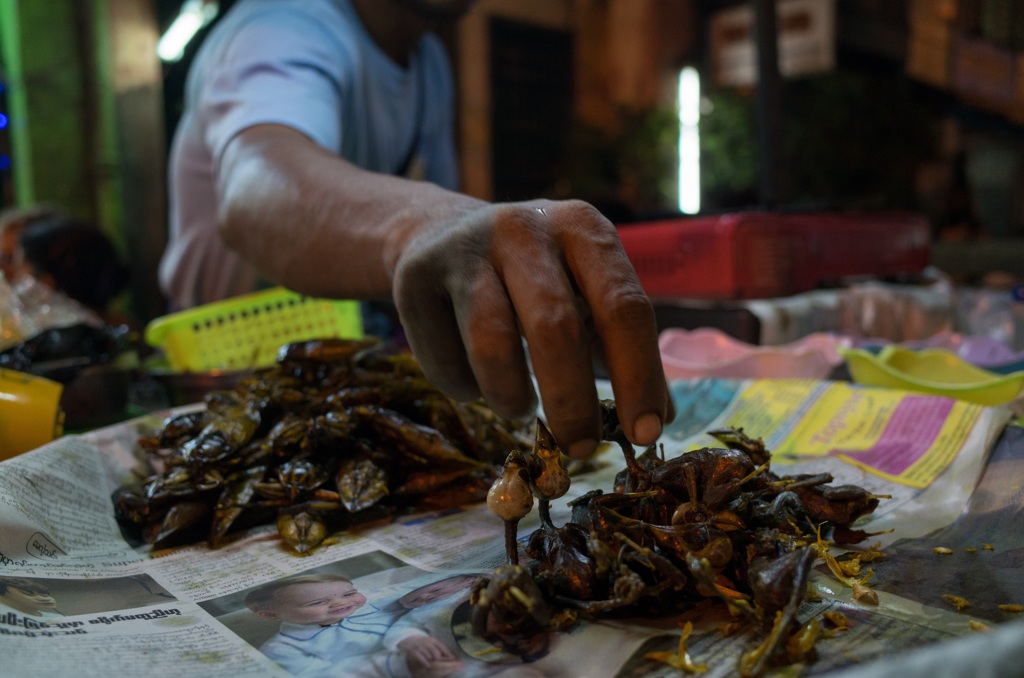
[392,199,673,459]
[218,127,673,459]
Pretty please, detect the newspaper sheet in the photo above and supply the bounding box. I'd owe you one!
[1,378,1022,678]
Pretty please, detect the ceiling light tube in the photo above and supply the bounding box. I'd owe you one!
[157,0,219,63]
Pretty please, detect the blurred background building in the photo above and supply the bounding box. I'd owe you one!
[0,0,1021,325]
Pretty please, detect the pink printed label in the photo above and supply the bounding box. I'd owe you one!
[831,396,955,475]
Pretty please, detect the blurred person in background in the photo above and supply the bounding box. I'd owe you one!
[15,216,134,328]
[158,0,672,461]
[0,204,62,282]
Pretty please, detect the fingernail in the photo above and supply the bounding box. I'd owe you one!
[567,438,598,460]
[633,412,663,445]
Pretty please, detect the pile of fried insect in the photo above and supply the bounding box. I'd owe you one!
[472,400,887,677]
[115,338,534,553]
[116,338,885,675]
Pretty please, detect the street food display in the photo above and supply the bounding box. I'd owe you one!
[0,348,1018,676]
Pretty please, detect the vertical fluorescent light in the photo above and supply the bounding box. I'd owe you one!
[158,0,219,62]
[677,66,701,215]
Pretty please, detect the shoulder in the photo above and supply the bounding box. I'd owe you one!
[411,32,456,124]
[235,5,354,54]
[419,32,451,63]
[186,0,365,118]
[195,0,361,74]
[418,33,454,87]
[213,0,356,34]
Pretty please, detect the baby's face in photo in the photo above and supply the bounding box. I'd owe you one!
[400,576,476,609]
[263,581,367,625]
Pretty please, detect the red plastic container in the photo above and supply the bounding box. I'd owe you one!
[616,211,931,300]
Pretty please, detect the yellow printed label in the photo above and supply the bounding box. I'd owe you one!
[706,380,984,489]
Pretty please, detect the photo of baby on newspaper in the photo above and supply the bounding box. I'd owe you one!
[201,550,538,678]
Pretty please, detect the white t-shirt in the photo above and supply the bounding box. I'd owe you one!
[159,0,460,310]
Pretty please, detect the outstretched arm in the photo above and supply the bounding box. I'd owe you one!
[217,124,673,458]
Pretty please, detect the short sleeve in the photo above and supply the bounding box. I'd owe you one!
[196,11,350,165]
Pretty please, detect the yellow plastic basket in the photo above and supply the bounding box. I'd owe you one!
[144,287,364,372]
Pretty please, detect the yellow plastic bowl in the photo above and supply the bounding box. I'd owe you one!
[840,345,1024,406]
[0,368,64,459]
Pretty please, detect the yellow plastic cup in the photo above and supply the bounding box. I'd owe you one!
[0,367,64,460]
